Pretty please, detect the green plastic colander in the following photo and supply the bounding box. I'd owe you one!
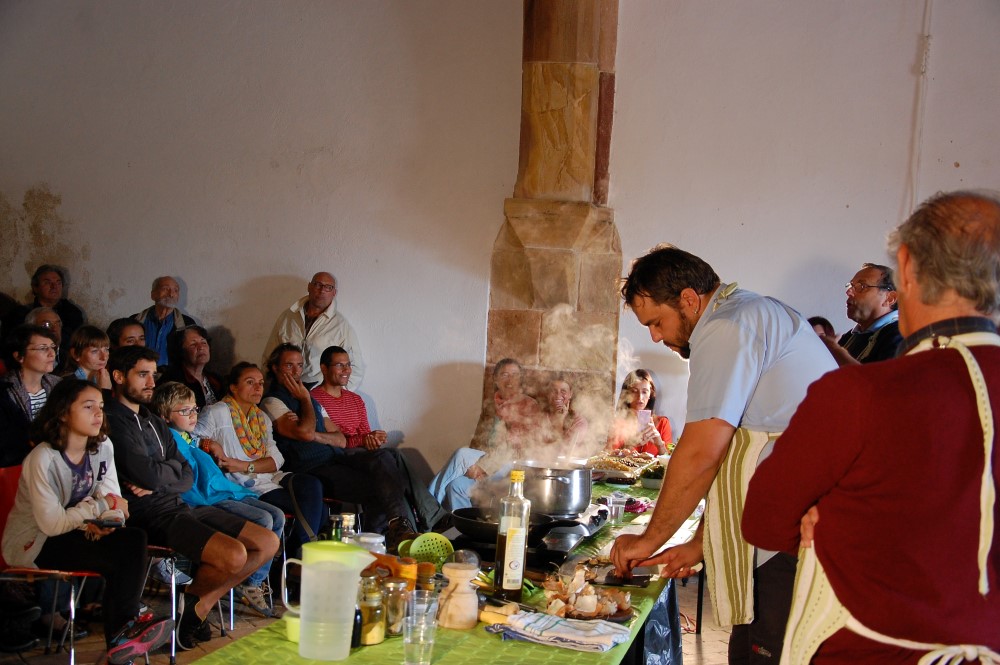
[407,533,454,571]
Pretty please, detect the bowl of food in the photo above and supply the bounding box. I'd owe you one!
[639,462,666,489]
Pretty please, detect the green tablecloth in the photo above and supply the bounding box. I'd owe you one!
[193,481,671,665]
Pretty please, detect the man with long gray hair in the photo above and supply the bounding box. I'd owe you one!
[744,190,1000,662]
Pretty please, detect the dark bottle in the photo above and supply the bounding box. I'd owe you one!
[494,469,530,601]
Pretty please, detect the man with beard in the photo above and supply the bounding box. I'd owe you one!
[259,344,428,548]
[609,245,835,665]
[105,346,278,650]
[822,262,902,365]
[161,326,223,408]
[262,272,364,388]
[132,276,197,366]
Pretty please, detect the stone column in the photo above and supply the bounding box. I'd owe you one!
[480,0,621,451]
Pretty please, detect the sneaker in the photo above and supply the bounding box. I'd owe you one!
[149,558,193,586]
[235,583,272,618]
[175,594,202,651]
[385,516,419,554]
[107,615,173,665]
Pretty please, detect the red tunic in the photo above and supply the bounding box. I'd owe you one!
[742,346,1000,661]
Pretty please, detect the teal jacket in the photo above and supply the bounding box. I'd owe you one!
[169,428,255,506]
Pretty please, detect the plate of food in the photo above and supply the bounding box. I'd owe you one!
[587,451,657,482]
[541,564,633,621]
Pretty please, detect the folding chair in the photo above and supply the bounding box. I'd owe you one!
[142,545,232,665]
[0,464,102,665]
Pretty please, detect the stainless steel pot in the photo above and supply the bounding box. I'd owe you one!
[518,461,592,517]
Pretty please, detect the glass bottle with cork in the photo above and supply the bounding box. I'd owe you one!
[494,468,530,601]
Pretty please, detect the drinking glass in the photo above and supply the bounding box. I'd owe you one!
[402,616,436,665]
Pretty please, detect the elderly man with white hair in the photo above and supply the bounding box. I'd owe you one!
[132,276,197,365]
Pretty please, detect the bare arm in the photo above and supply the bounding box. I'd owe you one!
[611,418,735,575]
[314,418,347,448]
[820,335,859,366]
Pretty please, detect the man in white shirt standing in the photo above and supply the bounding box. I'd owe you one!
[262,272,364,389]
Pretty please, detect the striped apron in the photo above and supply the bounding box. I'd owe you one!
[704,428,781,627]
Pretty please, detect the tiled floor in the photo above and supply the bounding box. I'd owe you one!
[2,575,728,665]
[675,575,731,665]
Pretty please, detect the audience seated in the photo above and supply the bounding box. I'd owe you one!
[193,362,325,561]
[29,266,85,358]
[307,345,446,532]
[132,276,197,366]
[1,379,172,664]
[538,374,590,456]
[24,308,64,372]
[262,272,364,388]
[0,325,62,467]
[428,358,541,511]
[106,318,146,350]
[160,326,222,408]
[606,369,673,456]
[258,345,421,546]
[105,347,277,651]
[151,382,284,618]
[61,325,112,390]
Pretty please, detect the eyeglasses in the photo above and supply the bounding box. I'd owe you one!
[309,281,336,293]
[845,281,887,293]
[27,345,58,354]
[172,406,200,416]
[327,362,353,370]
[39,321,62,329]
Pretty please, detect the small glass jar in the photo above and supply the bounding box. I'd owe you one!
[359,588,386,645]
[382,578,409,636]
[341,513,357,544]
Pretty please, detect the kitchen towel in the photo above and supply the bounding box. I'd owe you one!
[487,612,631,652]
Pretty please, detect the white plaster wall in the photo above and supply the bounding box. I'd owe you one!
[2,1,998,468]
[0,1,523,473]
[611,0,1000,435]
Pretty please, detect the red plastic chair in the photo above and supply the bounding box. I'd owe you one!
[0,464,102,665]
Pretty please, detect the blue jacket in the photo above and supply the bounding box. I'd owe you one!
[169,428,255,506]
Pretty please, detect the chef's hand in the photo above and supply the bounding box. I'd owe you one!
[799,506,819,549]
[610,533,659,577]
[637,537,703,578]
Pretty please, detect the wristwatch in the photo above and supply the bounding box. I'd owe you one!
[247,462,256,475]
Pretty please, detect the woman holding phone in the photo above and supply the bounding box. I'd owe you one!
[606,369,673,456]
[1,379,172,664]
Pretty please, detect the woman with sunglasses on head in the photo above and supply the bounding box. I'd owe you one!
[1,379,172,664]
[0,325,62,467]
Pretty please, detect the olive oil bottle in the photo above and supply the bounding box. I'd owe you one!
[494,469,530,601]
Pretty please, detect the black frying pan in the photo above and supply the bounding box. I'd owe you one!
[451,507,558,547]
